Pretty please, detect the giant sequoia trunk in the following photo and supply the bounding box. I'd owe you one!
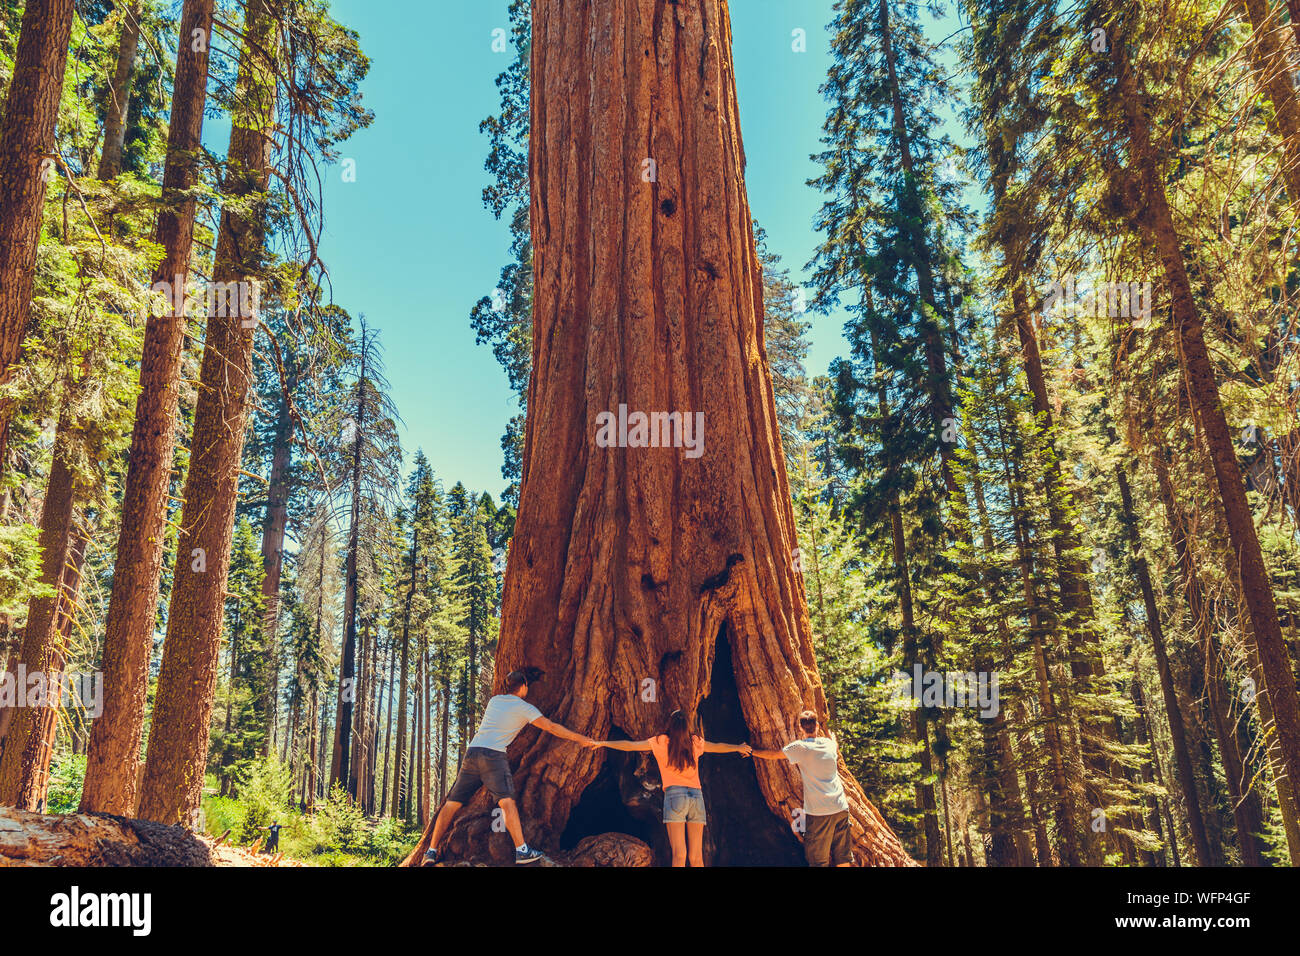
[79,0,216,817]
[0,0,76,475]
[407,0,911,867]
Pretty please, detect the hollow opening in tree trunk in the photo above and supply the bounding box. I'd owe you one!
[559,627,805,865]
[561,725,666,860]
[699,625,805,866]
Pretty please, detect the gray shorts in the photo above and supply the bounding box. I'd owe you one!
[446,747,515,803]
[663,786,707,824]
[803,809,853,866]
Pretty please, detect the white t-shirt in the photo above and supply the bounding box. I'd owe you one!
[783,737,849,816]
[468,694,544,752]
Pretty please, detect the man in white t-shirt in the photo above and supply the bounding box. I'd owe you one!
[752,710,853,866]
[424,667,595,864]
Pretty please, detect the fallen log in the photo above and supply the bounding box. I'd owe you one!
[0,806,215,866]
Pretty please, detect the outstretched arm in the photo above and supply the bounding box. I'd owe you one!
[594,738,653,752]
[750,748,788,760]
[702,740,753,755]
[531,716,597,747]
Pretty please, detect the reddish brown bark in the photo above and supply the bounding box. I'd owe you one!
[406,0,911,867]
[1114,37,1300,827]
[0,409,78,808]
[79,0,216,817]
[0,806,215,865]
[136,0,278,825]
[0,0,76,475]
[351,619,372,808]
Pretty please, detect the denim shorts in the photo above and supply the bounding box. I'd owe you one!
[663,785,707,824]
[446,747,515,802]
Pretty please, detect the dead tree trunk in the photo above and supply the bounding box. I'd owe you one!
[0,806,215,866]
[380,634,395,813]
[407,0,911,867]
[329,328,368,794]
[97,1,142,181]
[438,659,450,804]
[420,637,431,825]
[349,618,369,803]
[259,391,294,754]
[390,493,420,816]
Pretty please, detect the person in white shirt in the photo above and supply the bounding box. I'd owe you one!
[424,666,595,864]
[751,710,853,866]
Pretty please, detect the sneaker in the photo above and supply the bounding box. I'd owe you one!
[424,847,440,865]
[515,846,544,865]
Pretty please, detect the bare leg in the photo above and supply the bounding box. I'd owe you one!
[498,797,526,847]
[666,821,687,867]
[428,800,462,851]
[686,822,705,867]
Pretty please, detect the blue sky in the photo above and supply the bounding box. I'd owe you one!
[308,0,952,498]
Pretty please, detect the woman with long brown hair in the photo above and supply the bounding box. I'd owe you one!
[595,709,751,866]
